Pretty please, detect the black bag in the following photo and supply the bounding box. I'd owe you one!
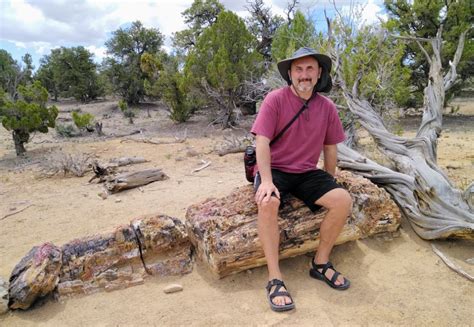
[244,96,313,183]
[244,145,257,183]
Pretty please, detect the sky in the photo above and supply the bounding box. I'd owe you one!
[0,0,386,69]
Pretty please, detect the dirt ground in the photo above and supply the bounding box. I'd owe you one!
[0,98,472,326]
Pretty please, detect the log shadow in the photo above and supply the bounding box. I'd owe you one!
[2,294,67,323]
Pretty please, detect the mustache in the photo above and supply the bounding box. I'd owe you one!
[297,78,313,83]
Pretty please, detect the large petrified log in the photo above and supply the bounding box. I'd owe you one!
[8,214,192,310]
[8,243,62,310]
[185,171,401,278]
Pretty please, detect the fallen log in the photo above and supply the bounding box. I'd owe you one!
[8,214,192,310]
[8,243,62,310]
[105,169,168,193]
[185,170,401,278]
[109,156,148,166]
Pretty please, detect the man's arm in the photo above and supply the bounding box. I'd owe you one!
[255,135,280,204]
[323,144,338,177]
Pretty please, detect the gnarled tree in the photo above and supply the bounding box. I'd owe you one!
[326,9,473,239]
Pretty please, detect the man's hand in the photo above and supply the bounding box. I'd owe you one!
[255,181,280,205]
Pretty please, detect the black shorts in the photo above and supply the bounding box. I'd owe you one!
[254,169,343,212]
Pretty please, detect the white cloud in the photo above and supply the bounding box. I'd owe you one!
[360,0,387,24]
[0,0,386,65]
[86,45,107,62]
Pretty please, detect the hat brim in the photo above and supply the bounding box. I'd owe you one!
[277,53,333,93]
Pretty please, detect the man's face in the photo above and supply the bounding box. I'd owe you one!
[289,56,321,94]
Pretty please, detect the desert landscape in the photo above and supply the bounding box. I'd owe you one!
[0,98,473,326]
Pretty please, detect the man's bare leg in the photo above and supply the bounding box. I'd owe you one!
[314,188,352,285]
[257,197,292,306]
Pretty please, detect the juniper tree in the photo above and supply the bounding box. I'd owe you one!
[0,81,58,156]
[141,53,192,123]
[173,0,224,54]
[36,47,104,102]
[385,0,473,105]
[104,21,164,104]
[0,50,34,100]
[184,11,263,127]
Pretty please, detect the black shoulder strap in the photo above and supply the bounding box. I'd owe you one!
[269,92,316,146]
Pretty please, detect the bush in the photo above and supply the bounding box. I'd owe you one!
[55,123,79,137]
[39,151,93,177]
[118,99,128,112]
[72,111,94,132]
[118,99,135,124]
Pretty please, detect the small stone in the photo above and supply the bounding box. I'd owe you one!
[98,191,108,200]
[163,284,183,294]
[186,149,199,157]
[115,198,122,203]
[9,207,16,211]
[0,277,9,315]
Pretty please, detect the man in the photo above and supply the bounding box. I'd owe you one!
[251,47,352,312]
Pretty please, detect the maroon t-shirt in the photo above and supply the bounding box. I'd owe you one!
[251,86,346,174]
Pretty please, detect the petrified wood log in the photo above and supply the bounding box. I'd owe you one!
[185,171,401,278]
[0,277,8,314]
[105,169,168,193]
[8,243,62,310]
[8,214,192,310]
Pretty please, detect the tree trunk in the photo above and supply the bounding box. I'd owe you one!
[185,171,401,278]
[12,130,27,156]
[95,122,104,136]
[330,27,473,239]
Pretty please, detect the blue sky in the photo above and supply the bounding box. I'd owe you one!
[0,0,386,69]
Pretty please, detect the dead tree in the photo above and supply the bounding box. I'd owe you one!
[330,22,473,239]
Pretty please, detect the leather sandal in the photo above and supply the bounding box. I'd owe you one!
[265,279,295,312]
[309,261,350,290]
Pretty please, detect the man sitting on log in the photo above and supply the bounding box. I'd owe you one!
[251,47,352,312]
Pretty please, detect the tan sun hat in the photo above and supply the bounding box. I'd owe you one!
[277,47,333,92]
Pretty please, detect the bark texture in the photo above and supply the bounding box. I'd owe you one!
[105,169,168,193]
[185,171,401,278]
[331,27,474,240]
[8,243,62,310]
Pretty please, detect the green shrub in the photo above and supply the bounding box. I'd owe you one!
[72,111,94,131]
[118,99,128,112]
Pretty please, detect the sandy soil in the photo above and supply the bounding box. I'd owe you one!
[0,99,473,326]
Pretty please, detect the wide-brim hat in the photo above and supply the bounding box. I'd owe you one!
[277,47,333,93]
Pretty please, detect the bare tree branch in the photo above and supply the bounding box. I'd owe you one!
[416,40,432,65]
[432,244,474,281]
[444,29,469,91]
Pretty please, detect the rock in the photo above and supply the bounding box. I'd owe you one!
[98,191,108,199]
[0,277,9,315]
[8,243,62,310]
[163,283,183,294]
[185,170,401,278]
[186,148,199,157]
